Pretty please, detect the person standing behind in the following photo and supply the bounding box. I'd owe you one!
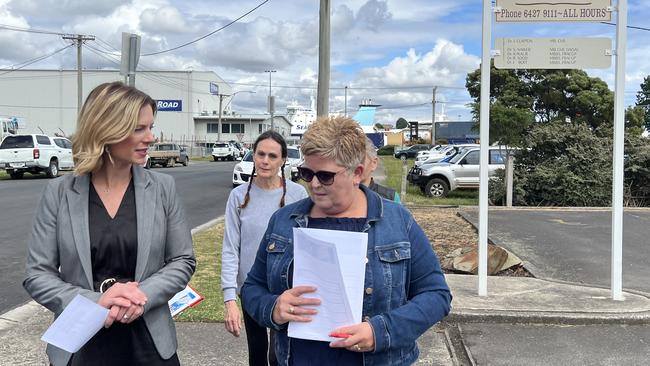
[23,81,196,366]
[362,137,400,203]
[221,130,308,366]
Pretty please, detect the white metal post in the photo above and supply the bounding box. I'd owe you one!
[611,0,627,301]
[478,0,492,296]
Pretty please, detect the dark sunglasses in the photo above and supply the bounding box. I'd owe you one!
[297,166,347,186]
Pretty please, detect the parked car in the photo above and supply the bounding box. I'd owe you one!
[408,146,508,197]
[393,144,431,160]
[0,134,74,179]
[148,142,189,168]
[414,144,479,167]
[232,151,292,187]
[286,146,302,181]
[212,141,240,161]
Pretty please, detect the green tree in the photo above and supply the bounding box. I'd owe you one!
[395,117,408,129]
[374,122,385,130]
[466,63,615,146]
[635,76,650,131]
[625,105,646,137]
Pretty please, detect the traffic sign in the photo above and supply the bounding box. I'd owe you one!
[495,0,612,22]
[494,37,612,69]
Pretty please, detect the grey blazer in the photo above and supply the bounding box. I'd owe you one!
[23,165,196,366]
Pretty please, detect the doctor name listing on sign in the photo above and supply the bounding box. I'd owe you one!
[156,100,182,112]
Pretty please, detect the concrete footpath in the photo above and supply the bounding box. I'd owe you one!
[2,273,650,365]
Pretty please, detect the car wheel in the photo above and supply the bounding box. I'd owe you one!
[161,161,168,168]
[213,156,218,162]
[145,159,151,169]
[183,157,189,166]
[425,178,448,197]
[168,158,175,167]
[9,171,24,179]
[46,160,59,178]
[399,154,407,161]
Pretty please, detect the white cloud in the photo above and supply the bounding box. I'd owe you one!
[140,6,195,34]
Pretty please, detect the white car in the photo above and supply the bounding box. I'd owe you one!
[286,146,302,181]
[414,144,479,167]
[232,151,292,187]
[0,134,74,179]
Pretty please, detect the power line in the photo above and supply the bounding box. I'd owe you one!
[601,21,650,32]
[142,0,269,56]
[0,23,65,36]
[0,44,74,76]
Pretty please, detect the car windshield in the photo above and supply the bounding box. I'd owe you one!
[449,148,471,164]
[214,143,229,148]
[243,151,253,162]
[0,135,33,149]
[287,148,300,159]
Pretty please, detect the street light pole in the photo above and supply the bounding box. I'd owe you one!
[265,70,276,131]
[218,90,256,143]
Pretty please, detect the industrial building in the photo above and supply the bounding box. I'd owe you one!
[0,69,292,147]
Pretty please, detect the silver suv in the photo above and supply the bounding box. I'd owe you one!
[408,146,508,197]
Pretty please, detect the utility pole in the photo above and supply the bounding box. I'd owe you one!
[62,34,95,115]
[265,70,276,131]
[430,87,437,144]
[344,86,348,117]
[317,0,330,117]
[217,94,226,142]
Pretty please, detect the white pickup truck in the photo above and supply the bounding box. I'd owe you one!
[0,134,74,179]
[211,142,240,161]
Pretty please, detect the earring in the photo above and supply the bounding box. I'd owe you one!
[104,146,115,166]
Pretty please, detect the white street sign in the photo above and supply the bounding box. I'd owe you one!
[494,37,612,69]
[495,0,612,22]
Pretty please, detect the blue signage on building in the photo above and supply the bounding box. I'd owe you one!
[209,82,219,95]
[156,100,182,111]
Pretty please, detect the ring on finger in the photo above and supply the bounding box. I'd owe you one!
[289,306,295,314]
[123,315,129,319]
[354,344,361,352]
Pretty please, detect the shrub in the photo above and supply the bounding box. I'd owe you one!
[377,145,395,155]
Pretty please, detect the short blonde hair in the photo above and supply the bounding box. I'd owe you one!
[301,116,366,170]
[72,82,156,175]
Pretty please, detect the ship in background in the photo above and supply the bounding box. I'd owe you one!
[287,97,380,136]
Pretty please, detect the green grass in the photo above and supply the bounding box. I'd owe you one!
[380,156,479,206]
[175,223,226,322]
[190,155,214,162]
[0,170,7,180]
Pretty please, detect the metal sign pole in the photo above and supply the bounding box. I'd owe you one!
[611,0,627,301]
[478,0,492,296]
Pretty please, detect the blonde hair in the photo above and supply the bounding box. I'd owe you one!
[301,116,366,170]
[72,82,156,175]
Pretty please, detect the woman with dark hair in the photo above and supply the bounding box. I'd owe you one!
[221,130,308,366]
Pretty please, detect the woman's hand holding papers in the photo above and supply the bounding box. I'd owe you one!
[272,286,321,325]
[328,322,375,353]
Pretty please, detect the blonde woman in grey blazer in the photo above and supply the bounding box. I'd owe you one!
[23,82,196,366]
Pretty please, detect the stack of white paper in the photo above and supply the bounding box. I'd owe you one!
[289,228,368,342]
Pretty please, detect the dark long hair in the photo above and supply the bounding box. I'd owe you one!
[239,130,288,209]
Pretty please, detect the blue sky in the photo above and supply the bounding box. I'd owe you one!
[0,0,647,124]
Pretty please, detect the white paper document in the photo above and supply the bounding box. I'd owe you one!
[41,294,109,353]
[288,228,368,342]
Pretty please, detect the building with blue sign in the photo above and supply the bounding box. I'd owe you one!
[0,69,232,143]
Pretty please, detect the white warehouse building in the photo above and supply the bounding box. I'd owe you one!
[0,69,292,148]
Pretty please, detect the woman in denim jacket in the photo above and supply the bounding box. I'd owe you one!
[241,116,452,366]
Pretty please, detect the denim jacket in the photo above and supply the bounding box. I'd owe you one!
[241,185,452,366]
